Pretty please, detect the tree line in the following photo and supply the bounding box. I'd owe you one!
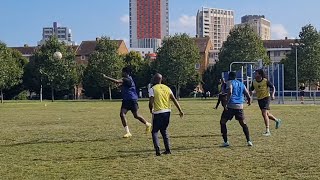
[1,24,320,103]
[0,34,200,102]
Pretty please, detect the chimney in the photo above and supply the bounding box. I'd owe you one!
[24,44,28,47]
[285,37,288,40]
[96,37,100,41]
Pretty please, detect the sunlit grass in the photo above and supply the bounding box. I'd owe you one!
[0,100,319,179]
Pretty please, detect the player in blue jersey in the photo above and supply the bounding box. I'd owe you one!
[103,67,152,138]
[220,72,253,147]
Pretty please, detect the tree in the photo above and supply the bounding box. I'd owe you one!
[152,33,200,98]
[202,65,218,94]
[32,37,77,101]
[124,51,152,90]
[206,25,268,92]
[0,42,24,103]
[282,24,320,90]
[83,37,124,100]
[218,25,269,70]
[74,64,85,99]
[3,49,29,100]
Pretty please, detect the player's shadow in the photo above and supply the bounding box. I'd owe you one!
[170,134,220,139]
[117,146,214,154]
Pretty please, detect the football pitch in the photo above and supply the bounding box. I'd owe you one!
[0,100,319,179]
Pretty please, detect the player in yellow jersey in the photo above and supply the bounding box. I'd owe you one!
[149,73,184,156]
[250,69,282,136]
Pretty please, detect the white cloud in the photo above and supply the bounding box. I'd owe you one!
[120,14,129,24]
[272,24,289,39]
[170,15,196,36]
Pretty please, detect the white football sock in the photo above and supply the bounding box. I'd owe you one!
[124,126,130,133]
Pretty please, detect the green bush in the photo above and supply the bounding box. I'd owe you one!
[14,90,29,100]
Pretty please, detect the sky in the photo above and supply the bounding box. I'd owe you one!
[1,0,320,47]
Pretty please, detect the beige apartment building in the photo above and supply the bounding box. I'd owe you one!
[237,15,271,40]
[196,7,235,51]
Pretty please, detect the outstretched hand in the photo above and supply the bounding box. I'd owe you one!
[101,73,109,79]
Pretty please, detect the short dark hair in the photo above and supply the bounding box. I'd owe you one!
[228,71,236,80]
[122,67,131,74]
[255,69,266,78]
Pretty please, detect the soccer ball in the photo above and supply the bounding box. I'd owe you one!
[53,51,62,60]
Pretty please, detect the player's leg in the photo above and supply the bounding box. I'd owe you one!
[131,101,152,133]
[264,98,282,129]
[215,94,221,109]
[261,109,271,136]
[258,98,271,136]
[152,114,161,156]
[236,110,252,146]
[120,107,131,138]
[300,91,304,104]
[220,109,231,146]
[221,95,227,109]
[267,111,282,129]
[160,112,171,154]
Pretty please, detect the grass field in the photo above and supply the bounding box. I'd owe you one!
[0,100,320,180]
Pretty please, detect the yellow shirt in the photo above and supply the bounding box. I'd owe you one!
[149,84,172,114]
[251,78,273,100]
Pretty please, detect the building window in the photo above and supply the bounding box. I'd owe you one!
[195,63,200,70]
[274,51,281,57]
[81,56,86,60]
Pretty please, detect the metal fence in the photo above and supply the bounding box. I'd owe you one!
[273,90,320,104]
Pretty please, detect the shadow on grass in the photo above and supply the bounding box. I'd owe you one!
[31,153,152,162]
[30,144,252,162]
[117,146,213,154]
[0,138,112,147]
[171,134,221,139]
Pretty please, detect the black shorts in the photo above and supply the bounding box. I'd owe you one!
[121,100,139,112]
[219,94,227,100]
[258,97,270,110]
[221,108,245,121]
[300,91,305,97]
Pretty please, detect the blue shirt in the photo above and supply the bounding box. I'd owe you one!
[227,80,245,105]
[121,76,138,101]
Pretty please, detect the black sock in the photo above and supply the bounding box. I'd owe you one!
[242,124,250,142]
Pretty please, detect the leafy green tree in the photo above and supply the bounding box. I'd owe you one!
[283,24,320,90]
[32,37,77,101]
[218,25,268,70]
[152,33,200,98]
[74,64,86,99]
[207,25,268,92]
[0,42,24,103]
[123,51,144,74]
[124,51,152,90]
[83,37,124,100]
[3,49,29,100]
[202,66,218,94]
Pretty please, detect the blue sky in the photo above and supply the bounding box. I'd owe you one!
[1,0,320,47]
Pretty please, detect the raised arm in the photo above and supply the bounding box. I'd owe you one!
[102,74,123,84]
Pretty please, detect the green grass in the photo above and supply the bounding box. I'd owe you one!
[0,100,320,180]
